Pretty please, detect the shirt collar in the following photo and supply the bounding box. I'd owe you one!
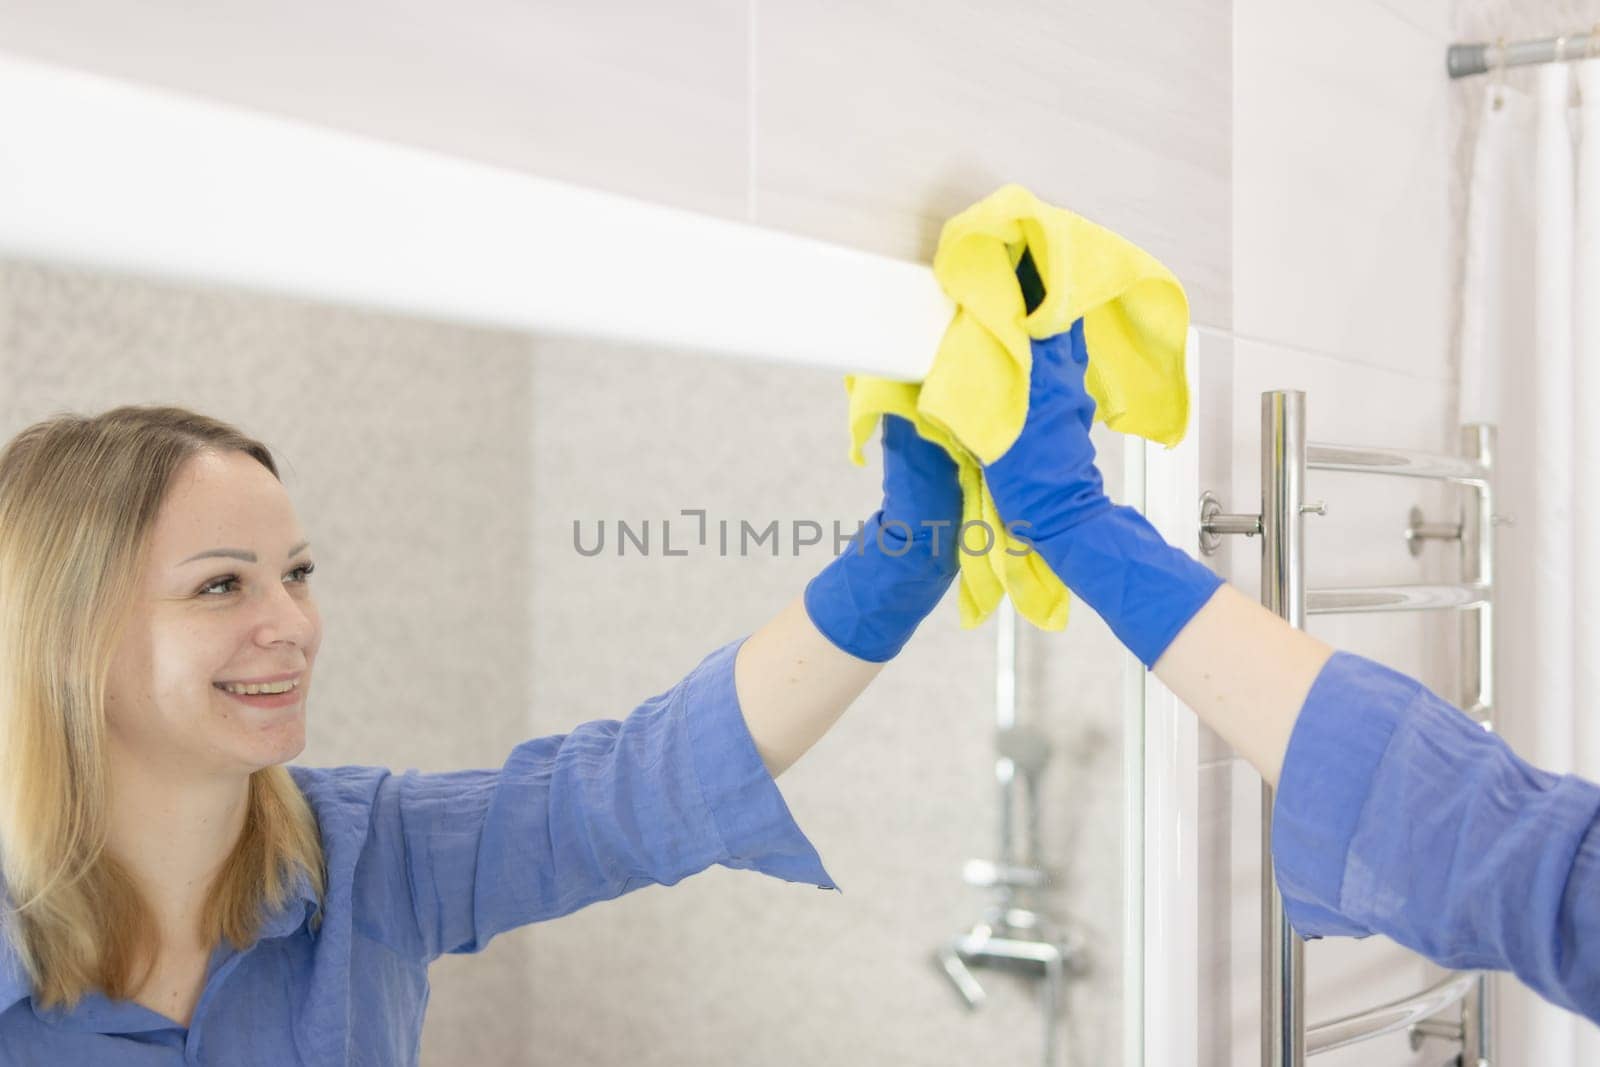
[0,867,320,1017]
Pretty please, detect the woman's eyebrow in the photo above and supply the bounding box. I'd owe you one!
[180,541,311,565]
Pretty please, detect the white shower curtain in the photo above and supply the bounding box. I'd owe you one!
[1458,58,1600,1066]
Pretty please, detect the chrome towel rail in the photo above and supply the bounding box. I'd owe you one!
[1306,972,1480,1055]
[1200,391,1496,1067]
[1306,582,1489,614]
[1304,443,1488,485]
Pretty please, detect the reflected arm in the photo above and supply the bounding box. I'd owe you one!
[733,593,886,779]
[730,413,963,779]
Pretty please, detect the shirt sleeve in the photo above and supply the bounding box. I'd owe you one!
[376,634,839,963]
[1270,650,1600,1025]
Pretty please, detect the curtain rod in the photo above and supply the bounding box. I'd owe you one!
[1448,30,1598,78]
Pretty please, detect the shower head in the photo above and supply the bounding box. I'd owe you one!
[994,723,1052,776]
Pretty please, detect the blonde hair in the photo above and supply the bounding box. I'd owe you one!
[0,404,326,1011]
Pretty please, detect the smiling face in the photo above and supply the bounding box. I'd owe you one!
[104,449,322,783]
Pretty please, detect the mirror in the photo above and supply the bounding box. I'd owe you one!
[0,256,1148,1063]
[0,52,1159,1067]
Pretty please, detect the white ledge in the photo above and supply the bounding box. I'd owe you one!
[0,51,952,379]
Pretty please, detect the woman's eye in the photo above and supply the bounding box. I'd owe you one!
[199,562,316,597]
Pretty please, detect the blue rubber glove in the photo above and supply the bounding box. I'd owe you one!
[981,318,1224,669]
[804,414,963,662]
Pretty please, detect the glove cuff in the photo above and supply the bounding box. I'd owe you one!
[802,510,957,663]
[1031,504,1225,668]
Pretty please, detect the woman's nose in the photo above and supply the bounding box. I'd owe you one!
[252,582,317,643]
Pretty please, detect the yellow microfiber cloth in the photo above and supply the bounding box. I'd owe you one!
[840,183,1192,632]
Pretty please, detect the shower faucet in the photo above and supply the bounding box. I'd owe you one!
[933,642,1090,1067]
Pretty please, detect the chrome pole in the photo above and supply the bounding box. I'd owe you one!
[1262,391,1307,1066]
[1460,425,1496,723]
[996,599,1018,880]
[1460,423,1496,1066]
[1447,32,1600,79]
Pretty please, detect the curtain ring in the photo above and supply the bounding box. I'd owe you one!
[1555,34,1569,62]
[1589,24,1600,60]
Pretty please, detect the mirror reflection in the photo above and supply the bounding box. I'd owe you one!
[0,258,1141,1065]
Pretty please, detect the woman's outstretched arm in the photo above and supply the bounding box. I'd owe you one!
[1152,581,1333,789]
[979,312,1600,1024]
[1145,570,1600,1026]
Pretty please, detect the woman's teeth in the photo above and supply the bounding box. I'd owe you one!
[216,679,299,696]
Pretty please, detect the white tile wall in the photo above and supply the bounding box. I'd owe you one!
[1373,0,1455,38]
[1234,0,1452,380]
[753,0,1232,325]
[0,2,754,220]
[1207,0,1461,1063]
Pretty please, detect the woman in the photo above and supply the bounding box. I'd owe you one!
[0,403,966,1063]
[5,324,1592,1060]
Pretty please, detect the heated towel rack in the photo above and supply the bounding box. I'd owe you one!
[1200,390,1496,1067]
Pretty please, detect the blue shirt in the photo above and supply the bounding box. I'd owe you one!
[1272,650,1600,1025]
[0,636,838,1065]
